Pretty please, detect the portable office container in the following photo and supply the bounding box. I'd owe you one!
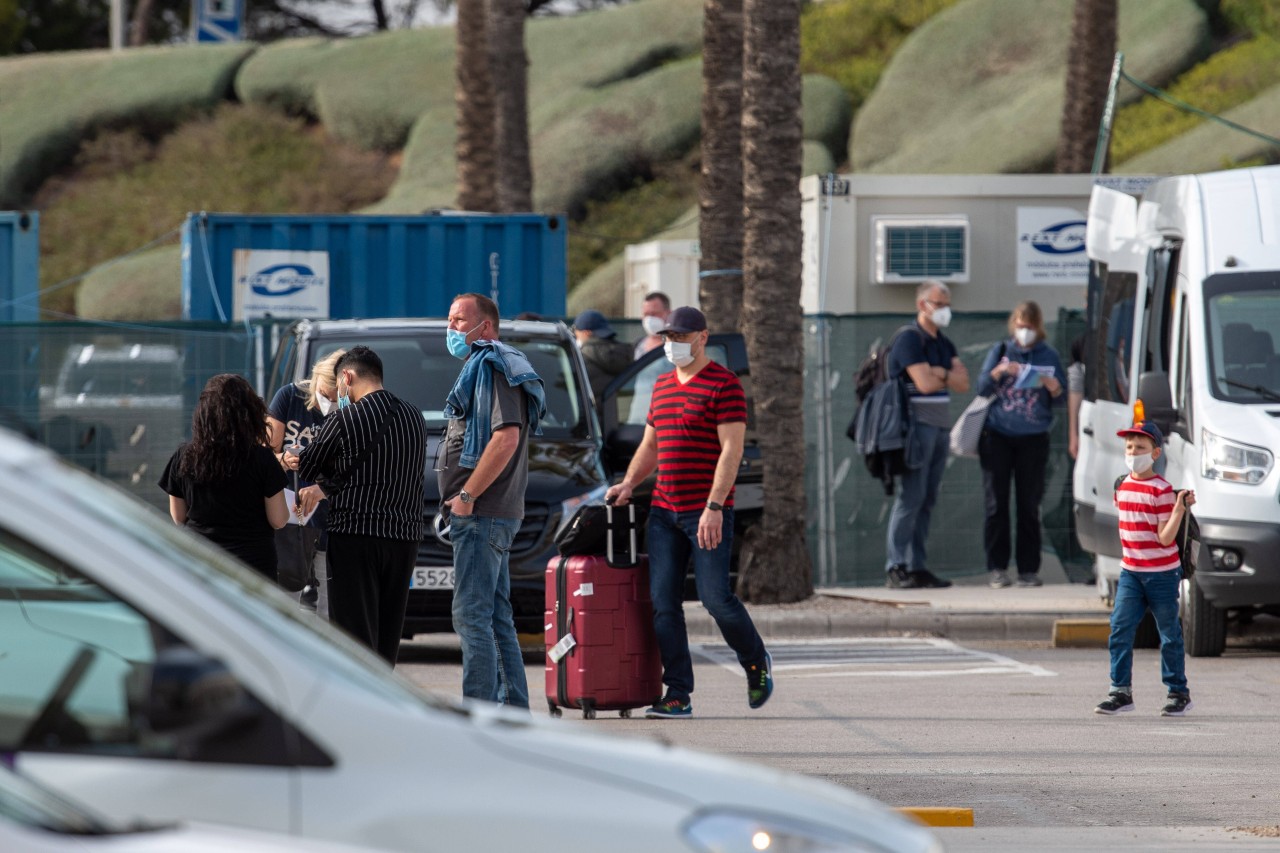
[181,212,567,322]
[0,211,39,324]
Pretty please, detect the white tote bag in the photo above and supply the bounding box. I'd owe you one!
[949,394,993,458]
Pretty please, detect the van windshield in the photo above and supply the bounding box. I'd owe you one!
[312,334,587,438]
[1205,272,1280,403]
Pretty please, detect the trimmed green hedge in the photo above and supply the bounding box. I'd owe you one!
[800,0,960,112]
[801,74,852,164]
[852,0,1208,173]
[77,245,182,321]
[0,42,253,205]
[1112,35,1280,163]
[1221,0,1280,38]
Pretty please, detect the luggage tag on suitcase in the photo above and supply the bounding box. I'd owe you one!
[548,632,576,663]
[606,502,638,568]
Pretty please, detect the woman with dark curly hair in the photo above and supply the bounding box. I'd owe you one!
[159,373,290,581]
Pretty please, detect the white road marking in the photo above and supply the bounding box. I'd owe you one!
[690,637,1056,678]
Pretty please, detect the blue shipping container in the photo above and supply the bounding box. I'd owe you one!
[181,212,567,322]
[0,211,39,324]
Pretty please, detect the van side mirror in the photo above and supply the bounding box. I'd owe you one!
[1137,371,1175,432]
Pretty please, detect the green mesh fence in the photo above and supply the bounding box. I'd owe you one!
[0,312,1087,586]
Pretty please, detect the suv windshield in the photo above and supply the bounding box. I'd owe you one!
[1205,271,1280,403]
[312,334,587,438]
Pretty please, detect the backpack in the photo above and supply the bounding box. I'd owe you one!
[846,325,923,441]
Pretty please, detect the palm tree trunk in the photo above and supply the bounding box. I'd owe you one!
[455,0,499,211]
[371,0,391,30]
[698,0,743,332]
[1055,0,1117,173]
[737,0,812,603]
[489,0,534,212]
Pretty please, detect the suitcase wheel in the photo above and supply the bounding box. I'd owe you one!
[582,707,597,720]
[548,703,562,718]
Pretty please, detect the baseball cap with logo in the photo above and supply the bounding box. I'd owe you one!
[1116,420,1164,448]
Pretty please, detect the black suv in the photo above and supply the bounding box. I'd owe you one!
[267,318,760,636]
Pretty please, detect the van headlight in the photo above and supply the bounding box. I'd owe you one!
[1202,429,1272,484]
[557,484,609,534]
[683,810,938,853]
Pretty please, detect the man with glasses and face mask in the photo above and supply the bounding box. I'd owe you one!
[883,280,970,590]
[438,292,546,708]
[607,306,772,719]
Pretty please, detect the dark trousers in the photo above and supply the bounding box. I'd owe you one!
[979,429,1051,575]
[327,532,416,665]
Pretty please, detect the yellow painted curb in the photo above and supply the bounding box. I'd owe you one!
[1052,618,1111,648]
[896,807,974,827]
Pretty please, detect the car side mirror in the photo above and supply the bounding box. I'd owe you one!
[145,646,258,757]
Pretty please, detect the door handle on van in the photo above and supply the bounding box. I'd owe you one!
[1082,427,1094,436]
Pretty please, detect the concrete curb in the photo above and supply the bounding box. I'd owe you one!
[897,807,975,827]
[685,609,1110,642]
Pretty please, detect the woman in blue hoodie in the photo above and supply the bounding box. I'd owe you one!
[977,301,1065,589]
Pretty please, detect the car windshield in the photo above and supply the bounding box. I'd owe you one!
[24,450,451,716]
[1205,271,1280,403]
[312,333,587,437]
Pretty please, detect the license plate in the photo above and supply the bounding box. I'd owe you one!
[411,567,455,590]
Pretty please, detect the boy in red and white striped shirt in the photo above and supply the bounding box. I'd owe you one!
[1096,419,1196,717]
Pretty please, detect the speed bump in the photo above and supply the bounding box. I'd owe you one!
[1052,618,1111,647]
[896,807,974,827]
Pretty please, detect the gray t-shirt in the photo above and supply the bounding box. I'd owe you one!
[437,367,529,519]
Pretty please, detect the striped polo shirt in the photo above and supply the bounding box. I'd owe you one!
[1115,473,1180,572]
[647,361,747,513]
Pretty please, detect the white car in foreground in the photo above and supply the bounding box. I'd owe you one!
[0,428,940,853]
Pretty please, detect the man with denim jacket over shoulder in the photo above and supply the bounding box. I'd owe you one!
[440,292,546,708]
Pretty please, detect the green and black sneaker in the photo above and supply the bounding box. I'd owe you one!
[644,695,692,719]
[747,651,774,710]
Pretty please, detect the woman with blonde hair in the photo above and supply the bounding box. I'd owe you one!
[267,348,346,614]
[975,301,1066,589]
[160,374,290,580]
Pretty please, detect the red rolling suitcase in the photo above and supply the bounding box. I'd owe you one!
[545,505,662,719]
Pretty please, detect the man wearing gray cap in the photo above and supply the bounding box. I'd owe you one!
[606,306,772,719]
[573,309,633,398]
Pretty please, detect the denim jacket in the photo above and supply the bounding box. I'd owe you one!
[443,339,546,468]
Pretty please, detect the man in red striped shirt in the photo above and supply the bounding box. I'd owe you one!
[1095,419,1196,717]
[606,307,772,719]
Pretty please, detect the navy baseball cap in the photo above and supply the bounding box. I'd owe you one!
[573,309,617,339]
[661,306,707,335]
[1117,420,1164,447]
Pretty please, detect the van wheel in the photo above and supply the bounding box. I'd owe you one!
[1132,610,1160,649]
[1181,576,1226,657]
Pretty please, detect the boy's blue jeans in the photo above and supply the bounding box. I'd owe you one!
[1109,567,1188,696]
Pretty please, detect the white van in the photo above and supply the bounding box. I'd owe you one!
[1074,165,1280,657]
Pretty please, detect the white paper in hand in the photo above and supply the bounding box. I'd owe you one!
[285,488,318,526]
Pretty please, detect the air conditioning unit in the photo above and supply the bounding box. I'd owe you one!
[872,215,970,284]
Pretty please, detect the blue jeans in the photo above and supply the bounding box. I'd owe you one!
[647,506,766,702]
[885,423,950,571]
[1109,568,1188,695]
[450,514,529,708]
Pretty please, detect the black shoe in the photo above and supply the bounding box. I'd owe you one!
[1094,692,1135,715]
[911,569,952,588]
[989,570,1012,589]
[886,565,922,589]
[1161,694,1193,717]
[1016,573,1043,588]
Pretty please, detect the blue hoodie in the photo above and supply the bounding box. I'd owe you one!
[976,338,1065,437]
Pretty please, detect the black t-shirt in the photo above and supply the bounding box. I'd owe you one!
[159,444,288,577]
[267,382,331,534]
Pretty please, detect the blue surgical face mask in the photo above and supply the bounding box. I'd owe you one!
[337,372,351,410]
[447,325,482,359]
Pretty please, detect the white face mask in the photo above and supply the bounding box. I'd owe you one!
[642,315,666,336]
[1014,328,1037,348]
[664,340,694,367]
[930,306,952,328]
[317,395,333,416]
[1125,453,1154,474]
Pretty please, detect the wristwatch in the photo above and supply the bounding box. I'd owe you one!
[459,489,475,505]
[706,501,724,512]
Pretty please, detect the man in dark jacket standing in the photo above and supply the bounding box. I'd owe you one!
[573,309,633,398]
[297,346,427,664]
